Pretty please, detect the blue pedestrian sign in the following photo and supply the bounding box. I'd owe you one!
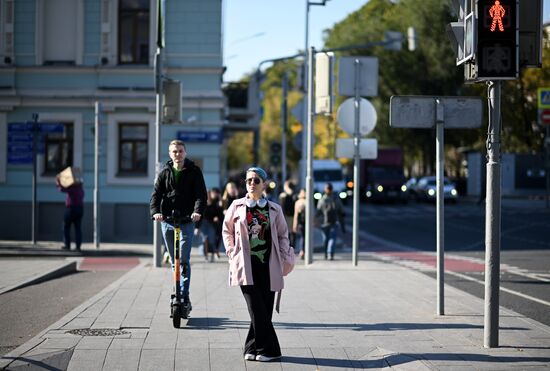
[538,88,550,109]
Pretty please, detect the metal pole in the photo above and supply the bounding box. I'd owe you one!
[305,46,315,265]
[484,81,502,348]
[546,125,549,209]
[153,47,163,268]
[352,59,361,267]
[300,0,311,188]
[31,113,38,246]
[94,102,101,249]
[435,98,445,315]
[281,72,288,185]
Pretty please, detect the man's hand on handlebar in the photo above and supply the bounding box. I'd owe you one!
[153,213,164,222]
[191,213,201,223]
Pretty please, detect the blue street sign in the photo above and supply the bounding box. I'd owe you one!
[177,131,222,143]
[8,153,33,164]
[538,88,550,109]
[39,122,64,133]
[8,122,33,132]
[8,133,33,143]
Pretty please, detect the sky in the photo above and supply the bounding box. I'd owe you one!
[223,0,550,83]
[223,0,367,82]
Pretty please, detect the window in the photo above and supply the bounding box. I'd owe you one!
[38,0,83,65]
[118,0,150,64]
[43,123,74,175]
[118,123,148,175]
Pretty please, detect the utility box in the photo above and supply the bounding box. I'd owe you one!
[58,166,82,188]
[162,78,182,124]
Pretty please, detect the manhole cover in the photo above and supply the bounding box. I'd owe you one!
[66,328,129,336]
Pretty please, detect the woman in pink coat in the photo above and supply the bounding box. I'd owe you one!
[222,167,295,362]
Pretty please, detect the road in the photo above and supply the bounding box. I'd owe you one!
[0,258,139,356]
[351,199,550,326]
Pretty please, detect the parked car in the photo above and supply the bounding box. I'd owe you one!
[415,176,458,203]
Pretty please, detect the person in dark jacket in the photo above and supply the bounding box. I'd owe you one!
[150,139,207,312]
[316,183,345,260]
[56,176,84,251]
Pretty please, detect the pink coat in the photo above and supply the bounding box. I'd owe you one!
[222,197,295,292]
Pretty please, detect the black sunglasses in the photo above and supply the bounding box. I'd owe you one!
[245,178,262,185]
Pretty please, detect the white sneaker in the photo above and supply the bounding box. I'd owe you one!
[255,355,281,362]
[244,354,256,361]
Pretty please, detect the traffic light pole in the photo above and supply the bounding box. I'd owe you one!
[484,80,502,348]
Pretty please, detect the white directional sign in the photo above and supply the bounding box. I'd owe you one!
[336,138,377,159]
[336,98,377,136]
[390,96,483,129]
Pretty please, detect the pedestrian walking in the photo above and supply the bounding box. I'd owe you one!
[278,180,297,245]
[222,167,295,362]
[56,175,84,251]
[222,181,239,213]
[292,188,306,259]
[150,139,207,314]
[201,188,224,262]
[316,182,345,260]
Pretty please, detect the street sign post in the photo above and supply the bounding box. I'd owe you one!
[337,57,379,267]
[390,95,482,317]
[539,88,550,210]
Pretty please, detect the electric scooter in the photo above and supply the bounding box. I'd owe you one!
[167,210,191,328]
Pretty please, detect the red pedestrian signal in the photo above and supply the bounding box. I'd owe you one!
[476,0,518,80]
[489,1,505,32]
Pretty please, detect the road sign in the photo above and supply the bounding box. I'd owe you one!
[177,131,222,143]
[541,109,550,125]
[390,96,483,129]
[335,138,377,159]
[538,88,550,109]
[338,57,379,97]
[336,98,377,136]
[290,99,305,123]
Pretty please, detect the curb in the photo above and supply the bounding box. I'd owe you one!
[0,260,78,296]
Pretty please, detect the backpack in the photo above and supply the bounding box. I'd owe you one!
[323,197,338,225]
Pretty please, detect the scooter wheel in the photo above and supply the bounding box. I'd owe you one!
[172,305,181,328]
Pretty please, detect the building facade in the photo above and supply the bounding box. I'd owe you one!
[0,0,224,242]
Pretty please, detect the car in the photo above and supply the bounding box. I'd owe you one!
[403,176,419,201]
[415,176,458,203]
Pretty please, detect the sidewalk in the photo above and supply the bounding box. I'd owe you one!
[1,248,549,370]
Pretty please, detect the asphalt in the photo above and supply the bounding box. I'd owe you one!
[0,238,549,370]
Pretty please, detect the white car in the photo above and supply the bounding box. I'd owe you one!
[416,176,458,203]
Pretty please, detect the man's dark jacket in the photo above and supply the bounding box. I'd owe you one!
[150,158,207,220]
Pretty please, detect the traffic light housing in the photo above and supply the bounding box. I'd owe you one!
[476,0,518,80]
[270,142,281,166]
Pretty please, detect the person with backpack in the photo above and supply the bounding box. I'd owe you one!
[316,182,345,260]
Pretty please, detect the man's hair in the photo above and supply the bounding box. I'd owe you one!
[168,139,186,149]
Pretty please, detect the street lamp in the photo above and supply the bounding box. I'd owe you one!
[300,0,332,186]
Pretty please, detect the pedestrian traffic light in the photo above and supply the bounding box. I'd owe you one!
[476,0,518,80]
[270,142,281,166]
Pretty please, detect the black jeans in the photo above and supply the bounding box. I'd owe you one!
[240,271,281,357]
[63,206,83,250]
